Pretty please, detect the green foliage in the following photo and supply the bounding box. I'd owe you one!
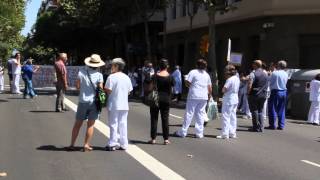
[0,0,27,61]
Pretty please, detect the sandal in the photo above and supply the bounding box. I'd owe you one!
[83,146,93,152]
[148,140,156,145]
[164,140,170,145]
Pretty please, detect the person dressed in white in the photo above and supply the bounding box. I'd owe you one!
[217,65,240,139]
[307,73,320,126]
[11,53,22,94]
[175,59,212,138]
[171,65,182,102]
[105,58,133,151]
[0,65,4,93]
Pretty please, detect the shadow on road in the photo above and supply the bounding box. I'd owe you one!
[30,110,57,113]
[0,99,9,103]
[289,121,309,125]
[36,145,107,152]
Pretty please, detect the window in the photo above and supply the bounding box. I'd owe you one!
[172,0,177,19]
[182,0,186,17]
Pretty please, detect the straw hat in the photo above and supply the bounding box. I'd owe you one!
[84,54,105,67]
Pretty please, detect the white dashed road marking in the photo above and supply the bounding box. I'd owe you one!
[169,113,183,119]
[63,97,186,180]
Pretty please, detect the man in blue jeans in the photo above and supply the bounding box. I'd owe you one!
[22,58,39,99]
[267,60,288,130]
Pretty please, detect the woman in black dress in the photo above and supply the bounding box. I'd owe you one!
[149,59,174,145]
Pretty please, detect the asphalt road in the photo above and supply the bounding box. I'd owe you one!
[0,92,319,180]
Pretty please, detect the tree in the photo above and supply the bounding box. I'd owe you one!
[0,0,27,61]
[184,0,201,68]
[133,0,166,61]
[201,0,237,82]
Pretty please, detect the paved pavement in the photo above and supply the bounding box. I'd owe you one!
[0,91,319,180]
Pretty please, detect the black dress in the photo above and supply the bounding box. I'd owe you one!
[150,75,174,140]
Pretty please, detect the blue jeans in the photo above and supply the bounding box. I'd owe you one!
[268,90,287,129]
[23,78,36,98]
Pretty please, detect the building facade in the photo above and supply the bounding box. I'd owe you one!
[166,0,320,74]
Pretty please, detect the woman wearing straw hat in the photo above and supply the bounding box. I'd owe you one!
[105,58,133,151]
[68,54,105,152]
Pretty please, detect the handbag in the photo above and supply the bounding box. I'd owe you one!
[87,70,107,112]
[146,75,159,107]
[207,98,218,121]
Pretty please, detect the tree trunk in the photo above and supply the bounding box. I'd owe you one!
[208,7,218,81]
[144,19,152,61]
[184,15,193,70]
[162,8,167,58]
[122,30,130,67]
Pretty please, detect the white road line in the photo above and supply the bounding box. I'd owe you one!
[63,97,185,180]
[169,113,183,119]
[301,160,320,168]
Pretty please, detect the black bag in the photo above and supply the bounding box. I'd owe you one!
[87,70,107,112]
[145,75,159,107]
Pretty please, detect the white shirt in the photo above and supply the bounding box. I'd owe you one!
[11,58,21,75]
[186,69,212,100]
[105,72,133,111]
[223,75,240,105]
[309,79,320,102]
[78,67,103,103]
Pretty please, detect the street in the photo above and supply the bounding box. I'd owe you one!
[0,91,319,180]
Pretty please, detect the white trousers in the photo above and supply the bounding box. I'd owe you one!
[221,103,238,137]
[108,110,129,149]
[178,99,207,138]
[12,74,21,93]
[262,99,268,119]
[0,74,4,91]
[308,101,320,124]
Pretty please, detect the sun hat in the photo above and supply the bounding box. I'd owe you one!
[111,58,126,66]
[84,54,106,67]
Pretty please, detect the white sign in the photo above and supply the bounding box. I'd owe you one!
[230,52,243,65]
[227,38,231,62]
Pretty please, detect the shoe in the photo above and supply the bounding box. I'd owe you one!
[116,147,127,151]
[62,108,69,111]
[106,146,117,151]
[216,135,229,139]
[31,95,38,99]
[148,140,156,145]
[55,109,63,112]
[277,127,284,130]
[265,126,276,130]
[229,134,237,139]
[174,131,185,138]
[195,135,204,139]
[312,123,320,126]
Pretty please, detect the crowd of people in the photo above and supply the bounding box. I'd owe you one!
[1,52,319,152]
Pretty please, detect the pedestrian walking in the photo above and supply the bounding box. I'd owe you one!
[171,65,182,102]
[11,53,22,94]
[307,73,320,126]
[217,65,240,139]
[175,59,212,138]
[68,54,105,152]
[54,53,68,112]
[248,60,269,132]
[267,60,289,130]
[105,58,133,151]
[148,59,174,145]
[0,65,4,93]
[7,57,14,92]
[21,58,40,99]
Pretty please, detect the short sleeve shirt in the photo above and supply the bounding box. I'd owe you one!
[186,69,212,100]
[78,67,103,103]
[105,72,133,111]
[270,70,288,90]
[223,75,240,105]
[11,59,21,75]
[54,60,67,85]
